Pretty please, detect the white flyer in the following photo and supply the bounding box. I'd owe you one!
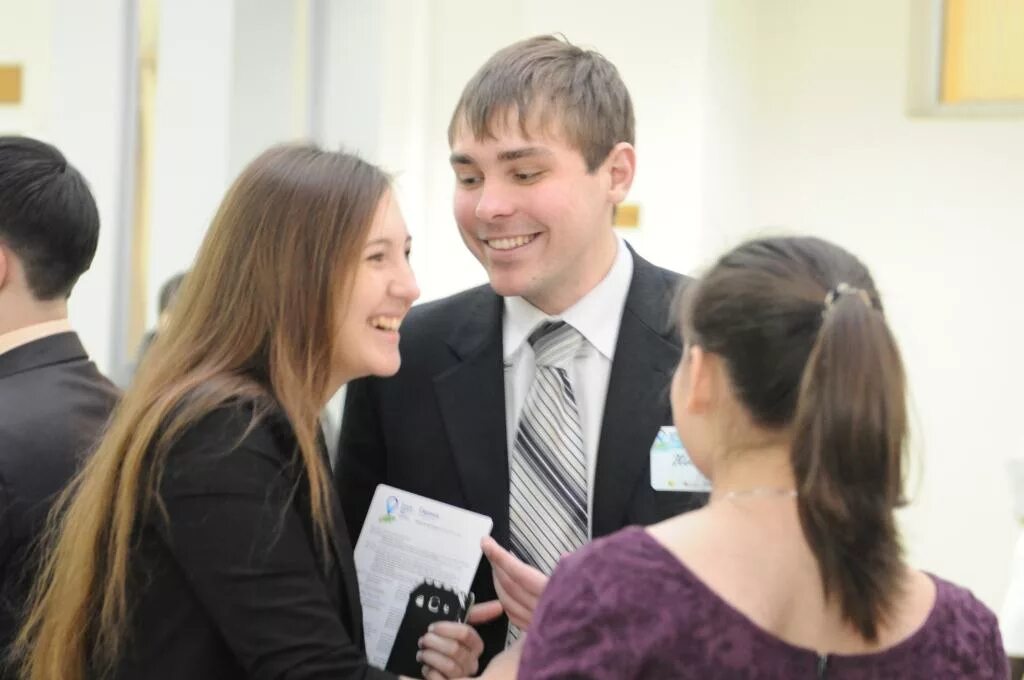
[353,484,493,669]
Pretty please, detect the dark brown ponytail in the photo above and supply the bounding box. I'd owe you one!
[792,286,907,640]
[683,236,909,642]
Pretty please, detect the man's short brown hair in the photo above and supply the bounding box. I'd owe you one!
[447,35,635,172]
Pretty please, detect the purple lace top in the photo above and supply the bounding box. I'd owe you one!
[519,527,1008,679]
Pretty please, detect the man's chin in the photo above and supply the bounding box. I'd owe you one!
[484,271,535,299]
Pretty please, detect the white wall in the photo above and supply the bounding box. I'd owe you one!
[702,0,1024,608]
[228,0,307,179]
[147,0,236,326]
[0,0,53,137]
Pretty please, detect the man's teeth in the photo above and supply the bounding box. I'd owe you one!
[371,316,401,331]
[487,234,536,250]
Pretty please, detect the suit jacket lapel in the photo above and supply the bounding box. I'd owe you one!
[592,253,682,538]
[433,289,510,545]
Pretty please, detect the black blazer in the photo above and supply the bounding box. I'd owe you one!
[336,249,708,664]
[113,402,395,680]
[0,332,119,670]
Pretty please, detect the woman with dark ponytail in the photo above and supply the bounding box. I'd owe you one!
[506,236,1007,678]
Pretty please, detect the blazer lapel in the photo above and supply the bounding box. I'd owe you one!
[315,428,366,645]
[592,254,683,538]
[432,290,510,545]
[329,492,366,645]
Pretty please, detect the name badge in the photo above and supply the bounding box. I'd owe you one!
[650,426,711,492]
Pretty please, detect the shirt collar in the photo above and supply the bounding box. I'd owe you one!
[0,319,74,358]
[503,236,634,361]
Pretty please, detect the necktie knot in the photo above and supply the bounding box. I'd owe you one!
[529,321,583,369]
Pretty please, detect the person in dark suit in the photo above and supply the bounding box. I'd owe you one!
[336,35,707,665]
[0,136,120,674]
[13,145,494,680]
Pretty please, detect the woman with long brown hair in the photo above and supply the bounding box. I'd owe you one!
[13,145,490,680]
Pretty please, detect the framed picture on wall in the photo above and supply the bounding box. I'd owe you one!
[908,0,1024,116]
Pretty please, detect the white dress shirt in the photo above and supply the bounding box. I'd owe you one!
[502,237,633,536]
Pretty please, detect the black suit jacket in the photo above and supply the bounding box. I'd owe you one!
[114,402,395,680]
[0,332,119,670]
[337,249,708,664]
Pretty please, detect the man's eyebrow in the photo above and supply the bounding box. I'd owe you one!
[496,147,550,162]
[449,147,552,165]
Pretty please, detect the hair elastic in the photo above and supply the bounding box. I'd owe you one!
[823,282,873,311]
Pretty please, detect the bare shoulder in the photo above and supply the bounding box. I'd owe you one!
[645,508,711,551]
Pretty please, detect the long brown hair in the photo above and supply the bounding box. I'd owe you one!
[13,144,390,679]
[682,236,907,641]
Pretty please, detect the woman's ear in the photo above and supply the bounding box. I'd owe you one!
[683,345,713,415]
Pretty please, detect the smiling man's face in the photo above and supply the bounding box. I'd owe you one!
[449,112,622,315]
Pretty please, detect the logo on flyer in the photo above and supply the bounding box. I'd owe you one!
[380,495,399,523]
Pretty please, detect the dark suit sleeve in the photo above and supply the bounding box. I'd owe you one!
[0,475,11,579]
[158,418,394,680]
[0,473,16,653]
[335,377,387,542]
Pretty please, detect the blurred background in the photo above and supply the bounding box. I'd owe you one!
[2,0,1023,615]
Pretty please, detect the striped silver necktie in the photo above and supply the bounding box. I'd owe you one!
[507,321,588,642]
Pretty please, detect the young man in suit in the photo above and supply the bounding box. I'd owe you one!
[0,136,119,668]
[336,35,706,664]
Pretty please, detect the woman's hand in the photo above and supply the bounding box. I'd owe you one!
[417,600,503,679]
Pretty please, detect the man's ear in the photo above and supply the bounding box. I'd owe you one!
[604,142,636,204]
